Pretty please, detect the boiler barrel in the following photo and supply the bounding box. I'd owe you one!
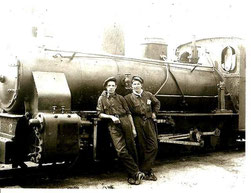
[0,53,220,113]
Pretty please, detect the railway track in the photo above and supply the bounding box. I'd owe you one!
[0,163,71,186]
[0,140,245,187]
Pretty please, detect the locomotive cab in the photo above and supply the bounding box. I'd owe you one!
[173,37,245,145]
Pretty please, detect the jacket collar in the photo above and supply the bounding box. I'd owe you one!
[133,89,143,97]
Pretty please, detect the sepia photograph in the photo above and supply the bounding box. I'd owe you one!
[0,0,249,192]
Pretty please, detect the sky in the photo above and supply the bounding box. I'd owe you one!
[0,0,249,59]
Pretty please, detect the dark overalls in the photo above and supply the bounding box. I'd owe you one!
[125,91,160,174]
[96,91,139,177]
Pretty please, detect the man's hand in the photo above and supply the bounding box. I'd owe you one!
[132,126,137,138]
[152,112,156,120]
[111,116,120,124]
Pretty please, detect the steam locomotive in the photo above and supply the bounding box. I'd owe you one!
[0,37,245,168]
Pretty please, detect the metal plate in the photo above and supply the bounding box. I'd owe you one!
[32,71,71,112]
[0,58,20,111]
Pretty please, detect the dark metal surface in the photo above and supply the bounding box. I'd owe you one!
[0,115,21,163]
[0,52,221,113]
[29,113,81,163]
[175,37,245,131]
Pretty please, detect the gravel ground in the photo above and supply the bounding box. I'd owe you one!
[0,148,247,192]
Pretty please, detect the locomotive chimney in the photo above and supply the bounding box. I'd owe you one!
[141,38,168,60]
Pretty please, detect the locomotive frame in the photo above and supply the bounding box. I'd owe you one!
[0,37,245,168]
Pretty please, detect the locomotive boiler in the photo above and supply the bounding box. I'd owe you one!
[0,37,245,168]
[0,51,221,113]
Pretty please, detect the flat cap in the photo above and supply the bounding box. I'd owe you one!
[132,76,144,84]
[103,76,117,87]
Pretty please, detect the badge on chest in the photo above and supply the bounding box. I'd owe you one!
[147,99,151,105]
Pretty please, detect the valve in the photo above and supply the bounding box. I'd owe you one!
[123,73,131,89]
[61,106,65,114]
[52,105,57,114]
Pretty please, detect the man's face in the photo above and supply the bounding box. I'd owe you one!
[132,80,142,93]
[106,81,117,94]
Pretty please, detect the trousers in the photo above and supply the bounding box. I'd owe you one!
[108,116,139,177]
[133,116,158,173]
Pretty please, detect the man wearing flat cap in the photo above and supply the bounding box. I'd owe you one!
[125,75,160,181]
[96,77,145,185]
